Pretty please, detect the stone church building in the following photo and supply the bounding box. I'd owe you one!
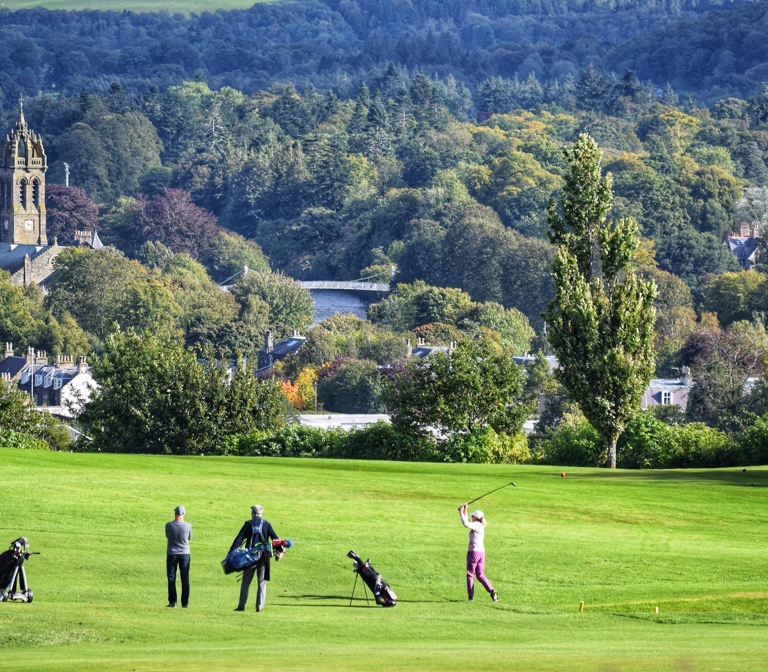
[0,102,66,287]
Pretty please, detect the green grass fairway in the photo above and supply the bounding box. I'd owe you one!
[1,449,768,671]
[0,0,273,12]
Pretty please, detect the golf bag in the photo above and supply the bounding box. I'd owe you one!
[222,539,293,575]
[347,550,397,607]
[0,537,39,603]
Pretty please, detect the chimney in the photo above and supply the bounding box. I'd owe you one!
[293,329,300,337]
[449,340,457,353]
[35,350,47,365]
[681,365,692,387]
[265,330,274,354]
[26,346,34,366]
[78,356,87,374]
[406,338,412,357]
[4,342,12,359]
[417,337,424,346]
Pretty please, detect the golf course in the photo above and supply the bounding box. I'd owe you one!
[1,448,768,671]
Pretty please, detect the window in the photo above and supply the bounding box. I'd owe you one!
[32,179,39,208]
[19,179,27,209]
[661,391,673,405]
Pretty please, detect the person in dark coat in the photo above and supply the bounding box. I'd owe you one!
[230,504,279,612]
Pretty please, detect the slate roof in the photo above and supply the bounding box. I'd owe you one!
[412,345,450,358]
[727,236,761,269]
[513,354,559,370]
[270,336,306,358]
[0,243,50,274]
[17,363,80,391]
[0,355,28,379]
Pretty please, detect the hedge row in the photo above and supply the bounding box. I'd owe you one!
[217,423,529,464]
[0,429,50,451]
[6,412,768,468]
[533,411,768,468]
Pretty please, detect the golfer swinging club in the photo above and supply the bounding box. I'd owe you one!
[459,503,498,603]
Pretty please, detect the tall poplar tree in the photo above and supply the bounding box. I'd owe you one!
[546,134,656,468]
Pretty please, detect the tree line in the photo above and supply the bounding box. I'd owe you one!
[0,0,758,110]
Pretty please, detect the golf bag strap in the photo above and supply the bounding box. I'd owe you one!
[249,520,264,548]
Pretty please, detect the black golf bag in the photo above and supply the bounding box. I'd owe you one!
[0,537,38,603]
[347,550,397,607]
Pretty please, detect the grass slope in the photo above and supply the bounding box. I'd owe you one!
[1,448,767,671]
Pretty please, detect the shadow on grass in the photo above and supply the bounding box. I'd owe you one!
[280,594,458,605]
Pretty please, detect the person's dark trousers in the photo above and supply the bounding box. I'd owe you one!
[167,554,190,607]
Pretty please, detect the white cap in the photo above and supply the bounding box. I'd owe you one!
[251,504,264,516]
[470,510,484,520]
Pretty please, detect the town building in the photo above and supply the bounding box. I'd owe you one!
[0,101,101,288]
[257,330,306,372]
[639,368,693,411]
[726,222,762,270]
[0,343,95,418]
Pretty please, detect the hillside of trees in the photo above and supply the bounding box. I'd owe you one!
[2,68,767,388]
[0,0,760,111]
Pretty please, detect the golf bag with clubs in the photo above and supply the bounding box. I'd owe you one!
[0,537,39,603]
[347,550,396,607]
[222,539,293,575]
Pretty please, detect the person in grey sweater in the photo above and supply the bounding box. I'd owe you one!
[165,505,192,608]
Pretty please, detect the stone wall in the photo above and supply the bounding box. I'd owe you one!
[9,242,62,287]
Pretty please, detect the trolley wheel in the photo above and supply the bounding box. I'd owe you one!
[24,589,33,603]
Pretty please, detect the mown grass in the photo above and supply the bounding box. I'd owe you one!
[0,0,276,13]
[1,449,768,671]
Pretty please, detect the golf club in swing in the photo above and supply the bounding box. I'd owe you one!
[460,481,517,510]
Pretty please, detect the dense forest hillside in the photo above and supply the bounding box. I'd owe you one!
[0,0,758,110]
[4,71,762,348]
[608,0,768,100]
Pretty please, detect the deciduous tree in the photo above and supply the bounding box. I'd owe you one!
[546,134,657,468]
[79,331,286,454]
[385,340,530,444]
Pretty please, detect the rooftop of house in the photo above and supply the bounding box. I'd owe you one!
[412,345,451,358]
[0,355,28,379]
[512,354,559,369]
[0,242,52,273]
[646,377,691,390]
[270,336,306,358]
[17,362,89,390]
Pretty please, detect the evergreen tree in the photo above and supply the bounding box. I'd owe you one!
[546,134,657,468]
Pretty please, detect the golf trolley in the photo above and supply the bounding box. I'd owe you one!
[347,550,396,608]
[0,537,39,603]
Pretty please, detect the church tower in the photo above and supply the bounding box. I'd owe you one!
[0,99,47,245]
